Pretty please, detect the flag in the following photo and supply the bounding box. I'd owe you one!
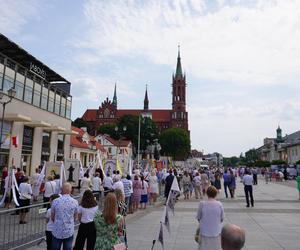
[158,222,164,250]
[163,207,170,233]
[116,158,123,175]
[11,136,18,148]
[166,176,180,214]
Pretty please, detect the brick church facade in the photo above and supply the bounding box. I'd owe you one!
[82,49,189,135]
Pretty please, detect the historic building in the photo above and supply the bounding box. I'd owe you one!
[82,48,189,135]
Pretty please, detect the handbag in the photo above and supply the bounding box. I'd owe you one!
[112,243,126,250]
[194,227,202,244]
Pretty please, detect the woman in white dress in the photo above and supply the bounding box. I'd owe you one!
[149,171,159,205]
[80,173,92,195]
[31,168,40,201]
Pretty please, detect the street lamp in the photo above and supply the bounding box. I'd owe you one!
[115,125,127,156]
[0,88,16,147]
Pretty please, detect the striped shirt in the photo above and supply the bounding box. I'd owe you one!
[121,178,132,198]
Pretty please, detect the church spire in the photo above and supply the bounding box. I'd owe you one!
[112,83,117,108]
[175,44,183,77]
[144,84,149,110]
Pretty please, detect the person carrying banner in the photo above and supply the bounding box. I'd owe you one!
[31,168,40,201]
[164,170,174,202]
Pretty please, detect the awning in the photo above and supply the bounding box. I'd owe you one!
[25,121,51,128]
[44,126,67,132]
[4,113,32,122]
[59,130,78,135]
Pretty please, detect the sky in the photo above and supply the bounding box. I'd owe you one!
[1,0,300,157]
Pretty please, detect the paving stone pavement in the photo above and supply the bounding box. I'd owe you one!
[28,178,300,250]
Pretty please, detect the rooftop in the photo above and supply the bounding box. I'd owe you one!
[0,33,71,95]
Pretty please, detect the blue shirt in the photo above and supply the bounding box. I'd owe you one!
[223,173,231,183]
[51,194,78,239]
[121,178,132,198]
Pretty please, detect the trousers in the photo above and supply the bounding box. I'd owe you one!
[244,185,254,207]
[73,222,96,250]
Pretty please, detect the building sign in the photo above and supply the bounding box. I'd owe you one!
[22,126,34,154]
[29,62,46,79]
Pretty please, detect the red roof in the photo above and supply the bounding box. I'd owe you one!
[82,108,172,123]
[71,126,106,152]
[116,109,172,122]
[104,135,131,147]
[82,109,97,121]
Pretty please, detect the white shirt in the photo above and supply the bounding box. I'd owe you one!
[103,176,113,189]
[113,180,124,195]
[194,176,201,186]
[44,180,56,198]
[141,181,149,195]
[92,176,102,191]
[19,182,32,200]
[46,208,54,231]
[78,205,98,223]
[54,179,61,194]
[243,175,253,186]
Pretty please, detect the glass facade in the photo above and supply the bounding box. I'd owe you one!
[0,55,72,119]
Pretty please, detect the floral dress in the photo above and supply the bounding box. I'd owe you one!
[94,211,122,250]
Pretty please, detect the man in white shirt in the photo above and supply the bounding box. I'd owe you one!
[193,172,202,199]
[92,173,102,200]
[44,176,56,208]
[103,173,113,196]
[113,178,124,196]
[242,170,254,207]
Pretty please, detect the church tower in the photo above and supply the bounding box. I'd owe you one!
[171,46,188,131]
[112,83,117,109]
[143,85,149,110]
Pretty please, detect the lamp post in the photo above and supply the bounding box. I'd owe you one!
[115,125,127,157]
[0,88,16,148]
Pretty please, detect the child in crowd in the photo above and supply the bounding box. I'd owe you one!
[45,194,59,250]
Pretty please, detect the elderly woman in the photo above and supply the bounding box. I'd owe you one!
[196,186,224,250]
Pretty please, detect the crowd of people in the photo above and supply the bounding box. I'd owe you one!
[1,163,300,249]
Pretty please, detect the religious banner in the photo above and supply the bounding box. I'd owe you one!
[64,159,80,187]
[104,159,116,176]
[45,162,62,179]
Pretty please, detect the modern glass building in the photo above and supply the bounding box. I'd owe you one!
[0,34,73,175]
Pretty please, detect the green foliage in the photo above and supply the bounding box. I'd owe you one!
[223,156,240,167]
[97,115,159,156]
[159,128,190,160]
[296,160,300,165]
[72,118,88,129]
[245,148,259,162]
[271,159,287,165]
[254,160,271,168]
[97,124,118,139]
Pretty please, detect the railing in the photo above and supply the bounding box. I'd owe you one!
[0,195,87,250]
[0,183,165,250]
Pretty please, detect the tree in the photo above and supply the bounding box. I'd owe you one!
[159,128,190,160]
[255,160,271,168]
[271,159,286,165]
[245,148,259,163]
[117,115,159,155]
[223,156,240,167]
[72,117,88,129]
[97,124,118,139]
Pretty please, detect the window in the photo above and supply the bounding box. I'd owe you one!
[24,78,33,103]
[3,75,14,94]
[54,93,61,115]
[108,147,111,154]
[104,108,110,118]
[60,97,66,117]
[66,98,72,119]
[48,90,55,112]
[41,86,48,110]
[57,134,64,160]
[33,82,41,107]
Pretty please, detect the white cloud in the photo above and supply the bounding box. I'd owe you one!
[76,0,300,87]
[0,0,40,35]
